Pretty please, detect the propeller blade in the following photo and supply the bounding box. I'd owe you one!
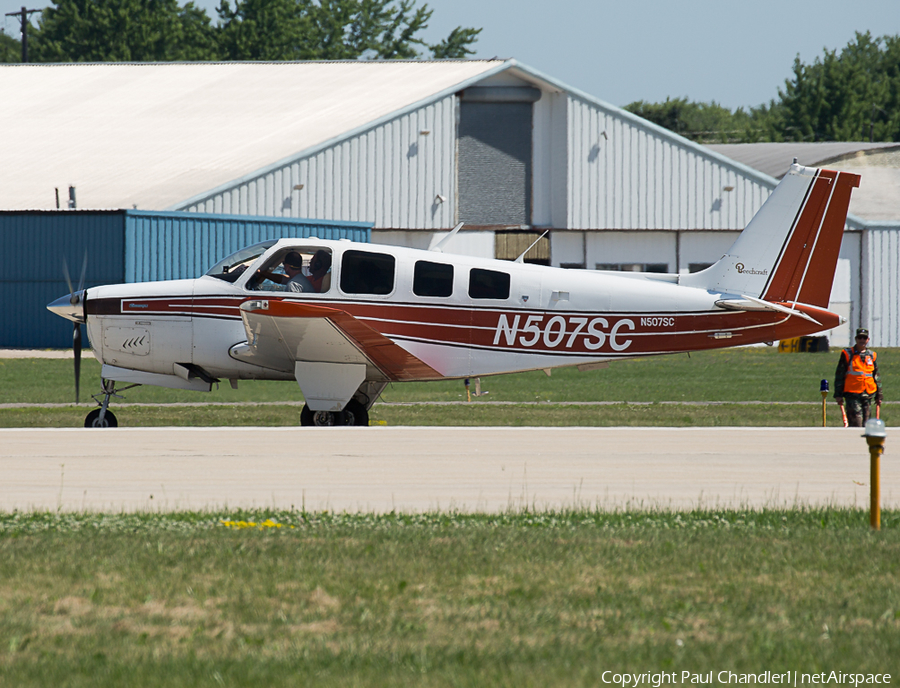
[62,257,75,300]
[77,252,88,293]
[73,322,82,403]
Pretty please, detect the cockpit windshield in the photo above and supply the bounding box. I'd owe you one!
[205,240,277,282]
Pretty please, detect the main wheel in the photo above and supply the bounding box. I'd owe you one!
[340,399,369,426]
[85,408,118,428]
[300,404,343,426]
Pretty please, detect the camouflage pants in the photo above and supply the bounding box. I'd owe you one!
[843,394,872,427]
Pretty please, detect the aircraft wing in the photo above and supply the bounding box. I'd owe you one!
[232,299,441,384]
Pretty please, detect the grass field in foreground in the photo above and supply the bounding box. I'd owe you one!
[0,509,898,687]
[0,347,895,427]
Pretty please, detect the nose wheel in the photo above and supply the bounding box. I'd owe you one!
[84,378,138,429]
[85,407,118,428]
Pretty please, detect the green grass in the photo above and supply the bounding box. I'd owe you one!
[5,346,895,404]
[0,402,873,428]
[2,349,896,683]
[1,347,894,427]
[0,509,898,687]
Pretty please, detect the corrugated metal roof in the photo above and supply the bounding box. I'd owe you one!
[706,142,900,178]
[0,60,507,211]
[708,142,900,221]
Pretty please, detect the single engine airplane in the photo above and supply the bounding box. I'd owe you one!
[48,162,859,427]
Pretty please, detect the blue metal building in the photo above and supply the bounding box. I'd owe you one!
[0,210,371,348]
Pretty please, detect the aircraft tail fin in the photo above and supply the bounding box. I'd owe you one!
[681,162,860,308]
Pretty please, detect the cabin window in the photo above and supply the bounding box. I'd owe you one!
[468,268,510,300]
[413,261,454,297]
[250,247,333,293]
[340,250,395,295]
[206,240,277,282]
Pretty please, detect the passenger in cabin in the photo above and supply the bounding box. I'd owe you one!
[282,252,315,293]
[309,250,332,292]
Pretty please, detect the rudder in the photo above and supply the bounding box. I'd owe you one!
[681,162,860,307]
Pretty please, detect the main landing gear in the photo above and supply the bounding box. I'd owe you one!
[298,382,385,427]
[300,399,369,427]
[84,378,140,428]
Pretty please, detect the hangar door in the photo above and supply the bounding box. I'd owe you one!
[458,87,539,226]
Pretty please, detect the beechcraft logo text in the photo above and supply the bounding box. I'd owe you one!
[735,263,768,276]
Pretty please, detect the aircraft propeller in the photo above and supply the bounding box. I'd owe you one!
[62,254,87,402]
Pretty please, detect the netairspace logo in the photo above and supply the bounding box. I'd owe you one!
[600,672,892,688]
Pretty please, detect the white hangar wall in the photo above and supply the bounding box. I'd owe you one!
[862,225,900,347]
[564,95,773,231]
[181,96,458,231]
[550,230,740,273]
[179,72,776,237]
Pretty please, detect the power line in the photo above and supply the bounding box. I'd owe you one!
[4,6,40,63]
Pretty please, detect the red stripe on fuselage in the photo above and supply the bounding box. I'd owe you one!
[92,294,842,360]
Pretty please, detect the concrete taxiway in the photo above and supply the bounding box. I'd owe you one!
[1,427,892,513]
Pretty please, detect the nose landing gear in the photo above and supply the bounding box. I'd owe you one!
[84,378,139,428]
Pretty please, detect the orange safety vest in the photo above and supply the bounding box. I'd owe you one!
[842,347,877,394]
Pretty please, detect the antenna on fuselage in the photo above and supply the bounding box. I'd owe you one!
[430,222,464,253]
[514,230,549,263]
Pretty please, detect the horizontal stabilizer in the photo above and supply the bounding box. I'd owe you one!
[715,295,821,326]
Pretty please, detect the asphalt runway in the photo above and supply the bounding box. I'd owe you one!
[1,427,893,513]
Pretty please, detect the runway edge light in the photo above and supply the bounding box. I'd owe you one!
[863,419,886,530]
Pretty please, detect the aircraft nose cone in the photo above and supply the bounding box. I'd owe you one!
[47,292,86,323]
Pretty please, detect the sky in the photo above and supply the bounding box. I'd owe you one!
[3,0,899,110]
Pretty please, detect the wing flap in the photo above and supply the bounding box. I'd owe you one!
[237,299,441,381]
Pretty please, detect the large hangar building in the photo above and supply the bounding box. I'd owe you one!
[1,60,893,347]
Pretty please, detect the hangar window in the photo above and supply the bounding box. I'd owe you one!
[468,268,510,300]
[596,263,669,273]
[341,250,395,295]
[413,261,454,297]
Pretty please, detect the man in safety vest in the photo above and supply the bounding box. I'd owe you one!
[834,328,883,427]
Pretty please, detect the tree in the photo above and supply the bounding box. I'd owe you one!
[626,32,900,144]
[31,0,219,62]
[216,0,480,61]
[0,30,22,63]
[778,32,900,142]
[624,97,757,143]
[24,0,479,64]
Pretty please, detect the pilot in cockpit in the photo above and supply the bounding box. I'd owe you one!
[281,252,315,292]
[256,251,315,292]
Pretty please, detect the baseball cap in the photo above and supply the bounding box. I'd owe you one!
[283,252,304,269]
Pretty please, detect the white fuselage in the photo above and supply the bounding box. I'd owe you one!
[75,238,836,388]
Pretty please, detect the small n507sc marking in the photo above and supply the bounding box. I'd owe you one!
[492,314,635,351]
[640,316,674,327]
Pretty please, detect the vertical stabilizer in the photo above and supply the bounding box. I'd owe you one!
[681,163,860,307]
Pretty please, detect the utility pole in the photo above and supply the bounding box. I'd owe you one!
[4,6,40,63]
